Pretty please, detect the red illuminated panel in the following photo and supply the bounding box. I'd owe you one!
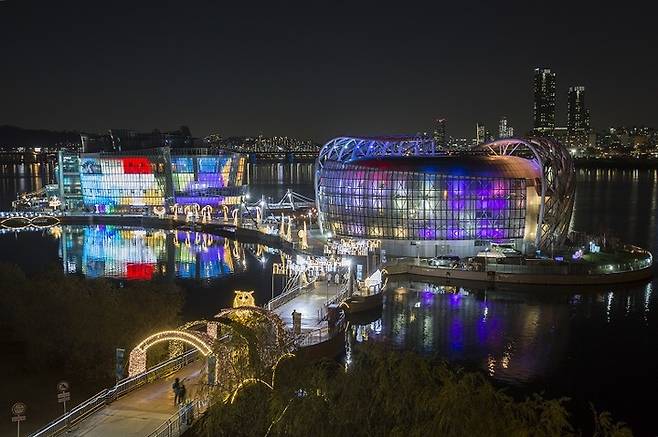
[126,263,155,280]
[122,157,152,174]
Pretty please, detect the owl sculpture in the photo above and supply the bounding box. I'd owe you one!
[233,290,256,308]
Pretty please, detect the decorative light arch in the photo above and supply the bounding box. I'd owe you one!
[128,329,215,376]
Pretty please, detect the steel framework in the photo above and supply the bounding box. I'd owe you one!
[480,137,576,250]
[315,135,575,252]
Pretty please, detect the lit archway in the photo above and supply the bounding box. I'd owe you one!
[128,329,215,376]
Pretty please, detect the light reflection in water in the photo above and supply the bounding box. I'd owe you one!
[58,225,249,280]
[353,277,655,386]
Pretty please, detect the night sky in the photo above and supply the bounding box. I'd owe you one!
[1,1,656,142]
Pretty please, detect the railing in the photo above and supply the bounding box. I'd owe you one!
[326,284,350,307]
[266,275,316,311]
[29,350,198,437]
[148,397,209,437]
[297,314,346,348]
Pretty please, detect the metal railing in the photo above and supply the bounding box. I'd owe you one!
[148,397,209,437]
[297,314,346,348]
[29,350,198,437]
[266,275,316,311]
[326,284,349,307]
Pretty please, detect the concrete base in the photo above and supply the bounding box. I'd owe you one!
[385,262,653,285]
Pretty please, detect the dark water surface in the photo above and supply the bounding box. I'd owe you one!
[0,164,656,435]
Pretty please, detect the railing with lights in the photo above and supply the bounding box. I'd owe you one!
[29,349,198,437]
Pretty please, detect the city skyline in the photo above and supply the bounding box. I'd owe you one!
[1,1,656,141]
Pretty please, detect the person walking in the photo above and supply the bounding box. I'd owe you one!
[179,381,187,405]
[172,378,181,406]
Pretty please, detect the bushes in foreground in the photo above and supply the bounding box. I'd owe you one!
[197,344,632,437]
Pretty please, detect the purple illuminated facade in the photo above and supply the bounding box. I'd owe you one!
[316,136,575,257]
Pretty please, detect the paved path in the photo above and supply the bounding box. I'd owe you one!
[274,279,344,332]
[65,361,205,437]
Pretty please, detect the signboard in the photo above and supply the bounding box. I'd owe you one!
[57,392,71,403]
[116,348,126,381]
[11,402,26,416]
[356,264,363,281]
[11,401,26,432]
[57,381,69,393]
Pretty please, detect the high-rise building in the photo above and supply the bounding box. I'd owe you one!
[567,86,590,132]
[498,116,514,139]
[533,68,557,131]
[476,123,489,145]
[432,118,447,148]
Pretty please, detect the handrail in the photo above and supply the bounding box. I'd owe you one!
[29,349,198,437]
[147,398,209,437]
[266,276,316,311]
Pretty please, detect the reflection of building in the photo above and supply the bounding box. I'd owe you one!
[373,279,570,383]
[59,225,239,280]
[316,136,575,257]
[533,68,556,131]
[58,147,247,213]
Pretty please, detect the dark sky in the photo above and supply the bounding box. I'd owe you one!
[1,1,656,142]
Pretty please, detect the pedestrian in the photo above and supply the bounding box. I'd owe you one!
[172,378,181,406]
[179,382,187,405]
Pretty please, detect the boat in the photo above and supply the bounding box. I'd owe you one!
[339,292,383,314]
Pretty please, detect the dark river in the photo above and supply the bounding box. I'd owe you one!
[0,163,656,435]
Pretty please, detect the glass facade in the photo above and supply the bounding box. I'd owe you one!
[80,155,168,213]
[72,148,246,213]
[171,154,246,207]
[317,160,527,241]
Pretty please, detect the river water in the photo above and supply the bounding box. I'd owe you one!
[0,163,656,435]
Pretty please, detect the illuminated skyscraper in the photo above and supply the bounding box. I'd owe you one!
[476,123,490,145]
[432,118,447,148]
[533,68,556,131]
[498,116,514,139]
[567,86,590,132]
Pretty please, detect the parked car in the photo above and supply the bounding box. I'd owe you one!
[428,255,460,267]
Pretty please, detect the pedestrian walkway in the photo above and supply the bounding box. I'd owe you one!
[64,361,204,436]
[274,279,344,332]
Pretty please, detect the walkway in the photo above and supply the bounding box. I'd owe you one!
[63,361,204,437]
[274,279,344,332]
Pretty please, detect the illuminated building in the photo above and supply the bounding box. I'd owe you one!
[498,116,514,139]
[567,86,590,132]
[315,136,575,257]
[533,68,556,131]
[59,147,247,213]
[432,118,447,148]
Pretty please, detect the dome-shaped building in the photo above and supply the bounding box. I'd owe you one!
[315,136,575,257]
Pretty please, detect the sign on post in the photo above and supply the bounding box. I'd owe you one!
[11,402,26,437]
[57,381,70,417]
[116,348,126,382]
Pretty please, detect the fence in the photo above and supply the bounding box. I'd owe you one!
[29,350,198,437]
[266,275,316,311]
[147,398,209,437]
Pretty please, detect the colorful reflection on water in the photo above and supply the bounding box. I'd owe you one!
[354,277,655,390]
[58,225,248,280]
